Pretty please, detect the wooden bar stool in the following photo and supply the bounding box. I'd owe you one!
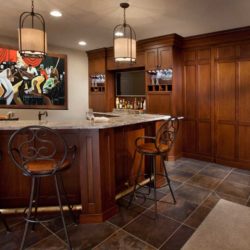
[8,125,77,250]
[128,117,179,217]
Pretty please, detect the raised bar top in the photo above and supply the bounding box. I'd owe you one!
[0,113,170,130]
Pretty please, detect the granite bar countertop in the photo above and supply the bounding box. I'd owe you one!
[0,113,170,130]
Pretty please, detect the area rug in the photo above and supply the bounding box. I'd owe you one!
[181,199,250,250]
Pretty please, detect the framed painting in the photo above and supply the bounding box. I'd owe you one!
[0,46,67,109]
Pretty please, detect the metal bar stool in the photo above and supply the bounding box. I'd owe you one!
[128,117,179,217]
[8,125,77,250]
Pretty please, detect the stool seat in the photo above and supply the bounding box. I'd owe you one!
[137,143,169,154]
[25,159,70,175]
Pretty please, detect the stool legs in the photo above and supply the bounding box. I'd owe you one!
[54,175,72,250]
[128,152,143,207]
[20,177,36,250]
[152,156,158,218]
[161,155,176,204]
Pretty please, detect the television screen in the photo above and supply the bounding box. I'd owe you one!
[116,70,145,96]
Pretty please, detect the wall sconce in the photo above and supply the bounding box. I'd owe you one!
[18,0,47,58]
[113,3,136,63]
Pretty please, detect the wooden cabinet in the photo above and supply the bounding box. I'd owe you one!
[145,46,172,70]
[146,46,182,117]
[87,49,114,112]
[214,46,250,167]
[183,48,213,160]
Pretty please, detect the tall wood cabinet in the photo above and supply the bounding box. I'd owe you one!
[183,48,213,160]
[215,43,250,168]
[183,30,250,169]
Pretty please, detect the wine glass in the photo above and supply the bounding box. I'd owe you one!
[86,109,94,122]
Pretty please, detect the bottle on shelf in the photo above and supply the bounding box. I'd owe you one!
[116,97,119,109]
[143,99,146,111]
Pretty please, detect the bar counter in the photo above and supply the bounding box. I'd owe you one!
[0,113,170,223]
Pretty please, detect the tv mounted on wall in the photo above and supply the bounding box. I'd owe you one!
[115,70,145,96]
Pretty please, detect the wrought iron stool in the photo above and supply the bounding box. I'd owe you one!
[8,125,77,250]
[128,117,179,217]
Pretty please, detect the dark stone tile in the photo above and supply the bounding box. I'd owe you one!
[225,172,250,186]
[168,169,194,182]
[155,197,198,222]
[184,206,211,228]
[27,235,67,250]
[174,184,210,205]
[126,188,166,208]
[186,174,221,190]
[206,163,232,171]
[159,225,194,250]
[108,199,145,227]
[124,210,180,248]
[158,180,182,194]
[199,165,230,179]
[0,221,53,250]
[200,192,220,209]
[57,222,118,250]
[0,214,23,233]
[233,168,250,176]
[176,162,205,174]
[94,230,155,250]
[216,180,250,200]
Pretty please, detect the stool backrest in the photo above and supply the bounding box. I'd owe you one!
[8,125,67,176]
[155,117,179,152]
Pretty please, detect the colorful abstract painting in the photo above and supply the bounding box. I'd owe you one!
[0,47,67,109]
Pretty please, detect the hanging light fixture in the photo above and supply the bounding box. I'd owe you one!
[113,2,136,63]
[18,0,47,58]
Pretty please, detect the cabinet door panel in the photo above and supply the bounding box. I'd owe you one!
[198,122,211,155]
[183,120,196,153]
[146,94,171,114]
[216,46,236,59]
[239,60,250,123]
[197,64,211,120]
[215,62,236,121]
[145,49,157,70]
[158,47,172,68]
[216,124,235,160]
[184,65,196,119]
[239,126,250,161]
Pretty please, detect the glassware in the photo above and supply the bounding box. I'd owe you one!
[86,109,94,122]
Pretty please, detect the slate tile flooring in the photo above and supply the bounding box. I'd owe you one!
[1,157,250,249]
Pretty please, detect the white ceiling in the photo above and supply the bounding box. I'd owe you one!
[1,0,250,51]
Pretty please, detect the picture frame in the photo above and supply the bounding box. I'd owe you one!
[0,45,68,110]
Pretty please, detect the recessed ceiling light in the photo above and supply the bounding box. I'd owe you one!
[78,41,87,46]
[50,10,62,17]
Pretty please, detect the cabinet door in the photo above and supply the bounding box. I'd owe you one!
[145,49,158,70]
[147,93,171,114]
[158,47,172,68]
[89,57,105,74]
[215,61,236,160]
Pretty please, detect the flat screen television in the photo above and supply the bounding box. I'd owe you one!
[115,70,145,96]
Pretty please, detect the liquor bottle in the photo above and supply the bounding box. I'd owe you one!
[116,97,119,109]
[133,98,138,110]
[143,99,146,111]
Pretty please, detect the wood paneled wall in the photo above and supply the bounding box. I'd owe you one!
[183,36,250,169]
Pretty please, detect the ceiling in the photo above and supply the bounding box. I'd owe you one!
[1,0,250,51]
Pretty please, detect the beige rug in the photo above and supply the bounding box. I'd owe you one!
[182,199,250,250]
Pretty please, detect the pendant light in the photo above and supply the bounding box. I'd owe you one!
[18,0,47,58]
[113,3,136,63]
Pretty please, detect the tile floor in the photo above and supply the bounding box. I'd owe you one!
[1,158,250,249]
